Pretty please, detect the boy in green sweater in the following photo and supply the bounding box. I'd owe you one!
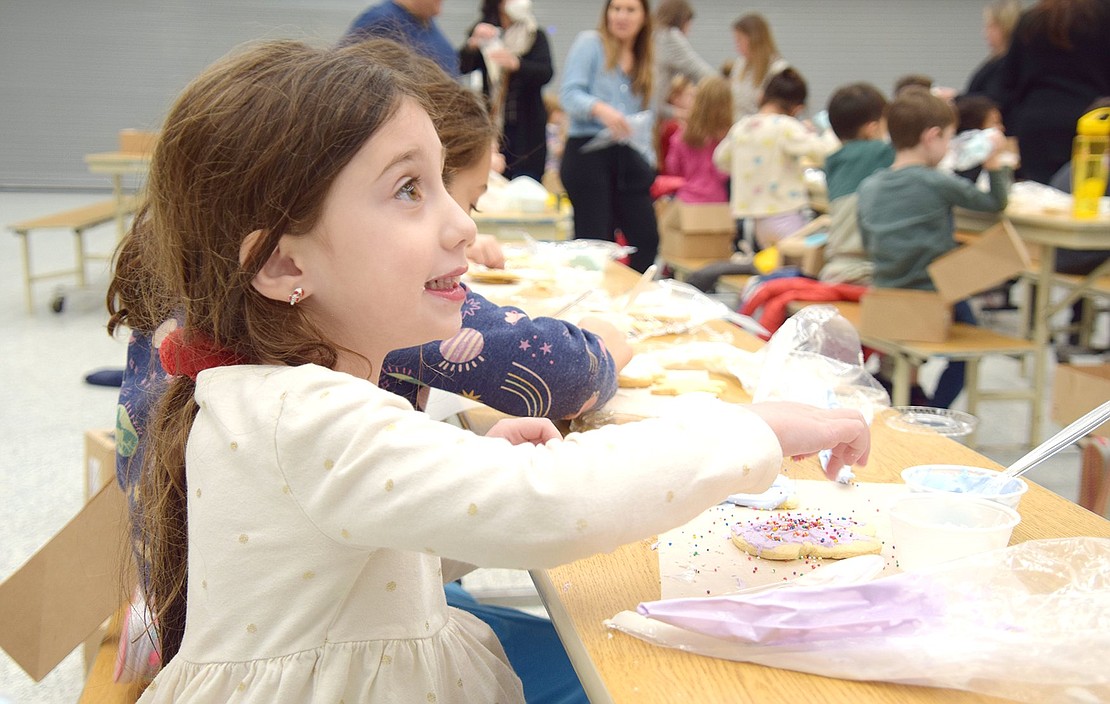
[857,88,1012,408]
[818,82,894,285]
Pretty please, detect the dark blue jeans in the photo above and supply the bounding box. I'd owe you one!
[445,582,587,704]
[932,300,977,409]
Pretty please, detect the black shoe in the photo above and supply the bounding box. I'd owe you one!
[85,368,124,387]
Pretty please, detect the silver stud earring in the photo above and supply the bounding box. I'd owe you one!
[288,287,305,306]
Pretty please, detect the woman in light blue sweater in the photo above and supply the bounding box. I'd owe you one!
[559,0,659,272]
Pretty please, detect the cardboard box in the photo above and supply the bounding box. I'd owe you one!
[861,220,1032,342]
[82,429,120,672]
[85,428,117,500]
[660,202,735,260]
[861,288,953,342]
[1052,364,1110,438]
[0,430,132,681]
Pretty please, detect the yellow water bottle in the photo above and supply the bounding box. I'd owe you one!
[1071,107,1110,219]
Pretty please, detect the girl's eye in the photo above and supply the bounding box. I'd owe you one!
[469,204,482,215]
[396,177,423,202]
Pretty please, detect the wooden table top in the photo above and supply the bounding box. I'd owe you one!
[955,205,1110,248]
[84,151,152,175]
[486,260,1110,704]
[535,422,1108,704]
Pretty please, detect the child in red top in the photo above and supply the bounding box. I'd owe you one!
[656,75,696,174]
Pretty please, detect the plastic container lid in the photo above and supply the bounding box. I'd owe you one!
[884,406,979,438]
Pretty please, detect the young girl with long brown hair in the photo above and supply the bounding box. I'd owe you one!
[665,75,733,204]
[108,37,869,703]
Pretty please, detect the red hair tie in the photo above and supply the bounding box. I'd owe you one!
[159,328,247,381]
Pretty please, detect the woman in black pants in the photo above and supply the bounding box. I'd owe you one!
[559,0,659,273]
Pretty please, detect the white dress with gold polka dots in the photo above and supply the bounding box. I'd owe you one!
[138,364,783,703]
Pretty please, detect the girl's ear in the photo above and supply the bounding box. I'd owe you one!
[240,230,305,304]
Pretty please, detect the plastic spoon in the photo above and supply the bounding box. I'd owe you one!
[622,264,658,312]
[1001,399,1110,480]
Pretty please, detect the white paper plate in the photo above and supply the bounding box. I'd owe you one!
[885,406,979,438]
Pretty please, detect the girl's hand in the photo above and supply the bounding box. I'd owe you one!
[592,103,631,141]
[466,234,506,269]
[747,402,871,480]
[487,417,561,445]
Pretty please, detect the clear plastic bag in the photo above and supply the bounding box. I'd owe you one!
[580,110,656,167]
[622,279,766,341]
[752,304,888,417]
[607,537,1110,704]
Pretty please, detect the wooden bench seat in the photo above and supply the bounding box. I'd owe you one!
[717,274,752,295]
[788,300,1039,446]
[9,196,138,312]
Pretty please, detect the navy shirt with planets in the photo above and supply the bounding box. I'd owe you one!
[115,287,619,494]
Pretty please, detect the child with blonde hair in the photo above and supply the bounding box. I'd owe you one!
[109,38,868,703]
[664,74,732,203]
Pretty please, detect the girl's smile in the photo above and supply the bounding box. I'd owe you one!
[424,267,469,302]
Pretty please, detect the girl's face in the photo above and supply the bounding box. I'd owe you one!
[733,30,750,59]
[606,0,645,45]
[673,84,696,111]
[291,98,476,371]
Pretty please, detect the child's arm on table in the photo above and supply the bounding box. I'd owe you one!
[381,290,620,420]
[260,368,867,570]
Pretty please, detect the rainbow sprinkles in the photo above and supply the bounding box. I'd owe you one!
[730,513,883,561]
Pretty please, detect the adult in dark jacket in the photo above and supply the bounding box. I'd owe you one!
[460,0,554,181]
[964,0,1023,99]
[992,0,1110,183]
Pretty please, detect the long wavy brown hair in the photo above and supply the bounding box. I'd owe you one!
[598,0,655,105]
[343,40,496,181]
[683,75,733,148]
[105,39,431,664]
[733,13,780,86]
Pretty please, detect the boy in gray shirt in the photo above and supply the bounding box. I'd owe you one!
[857,88,1012,407]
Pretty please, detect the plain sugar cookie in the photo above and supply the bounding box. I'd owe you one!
[650,377,727,397]
[730,513,882,560]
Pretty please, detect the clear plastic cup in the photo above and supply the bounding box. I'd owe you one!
[888,493,1021,572]
[901,464,1028,510]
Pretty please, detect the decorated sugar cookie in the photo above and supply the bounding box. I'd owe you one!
[730,513,882,560]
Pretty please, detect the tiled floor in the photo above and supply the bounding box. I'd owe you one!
[0,191,1102,703]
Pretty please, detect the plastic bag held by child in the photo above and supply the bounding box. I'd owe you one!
[607,537,1110,704]
[751,305,888,479]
